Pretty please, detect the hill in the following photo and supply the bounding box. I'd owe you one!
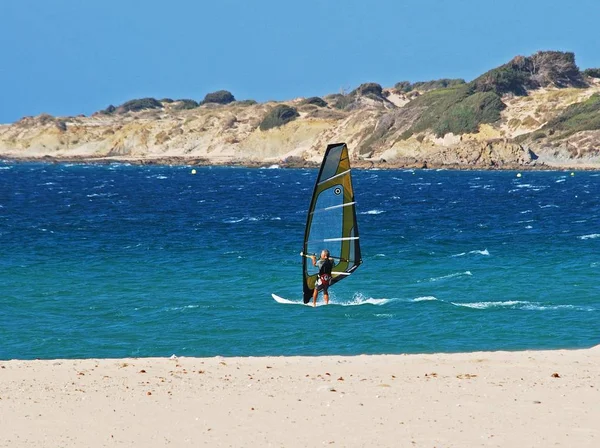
[1,51,600,169]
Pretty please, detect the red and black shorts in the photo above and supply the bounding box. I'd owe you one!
[316,274,331,292]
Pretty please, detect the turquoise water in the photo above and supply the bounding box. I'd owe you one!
[1,162,598,360]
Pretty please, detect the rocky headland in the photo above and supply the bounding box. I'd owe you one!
[2,51,600,170]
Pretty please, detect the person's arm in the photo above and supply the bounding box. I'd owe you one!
[311,255,317,267]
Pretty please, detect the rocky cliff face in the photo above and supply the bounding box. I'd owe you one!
[2,52,600,169]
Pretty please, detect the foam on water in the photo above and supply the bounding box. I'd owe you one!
[452,301,595,312]
[578,234,600,240]
[451,249,489,257]
[361,210,385,215]
[272,292,390,307]
[422,271,472,282]
[338,293,390,306]
[412,296,439,302]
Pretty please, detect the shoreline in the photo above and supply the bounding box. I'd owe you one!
[3,154,600,171]
[2,346,599,447]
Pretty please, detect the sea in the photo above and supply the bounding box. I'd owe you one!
[1,161,599,360]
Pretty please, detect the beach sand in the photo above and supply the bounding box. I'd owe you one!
[1,347,598,447]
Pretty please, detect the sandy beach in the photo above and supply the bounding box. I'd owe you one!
[1,347,598,447]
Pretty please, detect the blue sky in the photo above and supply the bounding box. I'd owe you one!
[1,0,599,123]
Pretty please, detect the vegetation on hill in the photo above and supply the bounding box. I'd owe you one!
[301,97,328,107]
[395,79,466,93]
[99,105,116,115]
[400,51,587,139]
[541,93,600,138]
[330,94,354,110]
[172,99,199,110]
[117,98,163,114]
[202,90,235,105]
[235,99,258,106]
[401,84,505,138]
[583,68,600,79]
[351,83,384,99]
[472,51,585,96]
[328,83,386,111]
[259,105,299,131]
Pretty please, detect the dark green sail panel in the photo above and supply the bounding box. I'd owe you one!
[302,143,362,303]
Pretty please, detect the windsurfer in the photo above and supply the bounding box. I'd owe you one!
[311,249,333,306]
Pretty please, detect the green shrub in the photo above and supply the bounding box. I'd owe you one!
[531,131,547,140]
[471,65,529,96]
[161,98,174,103]
[259,105,299,131]
[173,99,199,110]
[351,83,383,98]
[117,98,163,114]
[412,79,466,92]
[202,90,235,105]
[394,79,465,94]
[332,95,354,110]
[236,99,258,106]
[100,105,116,115]
[394,81,412,92]
[583,68,600,79]
[301,97,328,107]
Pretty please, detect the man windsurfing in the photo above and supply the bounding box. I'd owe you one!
[310,249,333,306]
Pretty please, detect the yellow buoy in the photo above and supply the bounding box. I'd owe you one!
[570,172,575,176]
[191,169,197,175]
[516,173,522,178]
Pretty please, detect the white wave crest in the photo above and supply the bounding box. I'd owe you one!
[424,271,472,282]
[361,210,385,215]
[578,234,600,240]
[451,301,594,311]
[452,300,530,309]
[339,293,390,306]
[451,249,489,258]
[470,249,490,256]
[450,252,466,257]
[163,304,201,312]
[224,215,279,224]
[413,296,439,302]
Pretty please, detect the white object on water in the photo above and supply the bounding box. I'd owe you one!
[272,293,310,305]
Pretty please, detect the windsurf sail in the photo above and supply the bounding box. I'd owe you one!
[302,143,362,303]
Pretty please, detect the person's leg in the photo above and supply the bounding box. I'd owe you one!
[313,287,318,307]
[323,286,329,305]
